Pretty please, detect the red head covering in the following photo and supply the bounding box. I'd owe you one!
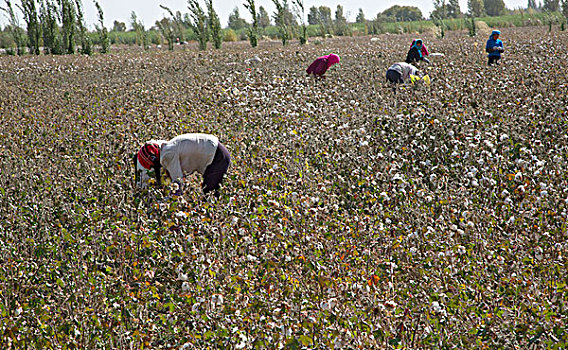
[137,143,160,170]
[326,54,340,68]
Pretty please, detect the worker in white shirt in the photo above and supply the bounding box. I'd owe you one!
[135,133,231,198]
[386,62,420,85]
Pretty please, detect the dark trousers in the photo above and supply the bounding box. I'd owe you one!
[488,56,500,65]
[202,143,231,197]
[386,69,403,84]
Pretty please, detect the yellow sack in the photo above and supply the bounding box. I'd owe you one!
[410,74,431,85]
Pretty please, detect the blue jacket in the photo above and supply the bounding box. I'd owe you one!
[486,32,503,57]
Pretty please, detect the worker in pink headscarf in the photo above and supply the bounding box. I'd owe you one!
[306,53,340,77]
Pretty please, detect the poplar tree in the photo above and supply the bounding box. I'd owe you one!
[40,0,60,54]
[244,0,259,47]
[272,0,289,45]
[1,0,25,54]
[18,0,41,55]
[293,0,307,44]
[74,0,92,55]
[187,0,208,51]
[94,0,109,53]
[206,0,222,49]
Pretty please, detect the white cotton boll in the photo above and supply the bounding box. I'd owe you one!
[392,174,404,182]
[501,189,510,197]
[178,273,188,281]
[507,216,515,225]
[540,190,548,197]
[235,333,248,349]
[457,245,466,255]
[246,254,258,262]
[175,211,188,219]
[504,197,513,205]
[232,217,239,226]
[515,172,523,182]
[359,140,369,148]
[182,282,190,292]
[385,300,397,309]
[500,134,509,142]
[211,294,224,307]
[431,301,442,313]
[380,192,390,201]
[471,179,479,187]
[540,183,548,190]
[430,174,437,182]
[448,130,454,137]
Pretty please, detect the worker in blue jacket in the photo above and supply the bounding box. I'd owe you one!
[486,30,504,65]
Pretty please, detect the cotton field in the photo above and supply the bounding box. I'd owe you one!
[1,27,567,349]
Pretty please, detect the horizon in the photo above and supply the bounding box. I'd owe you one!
[1,0,528,31]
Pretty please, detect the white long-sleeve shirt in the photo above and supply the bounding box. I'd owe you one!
[158,133,219,182]
[388,62,419,83]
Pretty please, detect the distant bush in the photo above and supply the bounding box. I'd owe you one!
[223,29,238,42]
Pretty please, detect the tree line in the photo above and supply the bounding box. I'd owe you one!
[2,0,568,55]
[1,0,109,55]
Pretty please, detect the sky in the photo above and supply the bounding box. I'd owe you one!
[1,0,527,30]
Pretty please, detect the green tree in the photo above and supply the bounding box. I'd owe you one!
[1,0,25,54]
[562,0,568,17]
[381,5,424,21]
[158,5,184,50]
[528,0,537,8]
[334,4,349,36]
[74,0,91,55]
[187,0,208,50]
[155,17,175,50]
[484,0,505,16]
[112,20,126,32]
[272,0,289,45]
[130,11,148,50]
[39,0,60,54]
[543,0,560,11]
[468,0,485,17]
[258,6,270,28]
[228,7,247,30]
[293,0,307,44]
[307,6,318,25]
[18,0,41,55]
[60,0,77,54]
[430,0,448,19]
[244,0,259,47]
[94,0,109,53]
[206,0,222,49]
[447,0,462,17]
[355,8,365,23]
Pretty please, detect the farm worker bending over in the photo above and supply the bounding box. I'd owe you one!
[135,133,231,198]
[406,39,430,64]
[386,62,420,85]
[486,30,504,65]
[306,53,340,77]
